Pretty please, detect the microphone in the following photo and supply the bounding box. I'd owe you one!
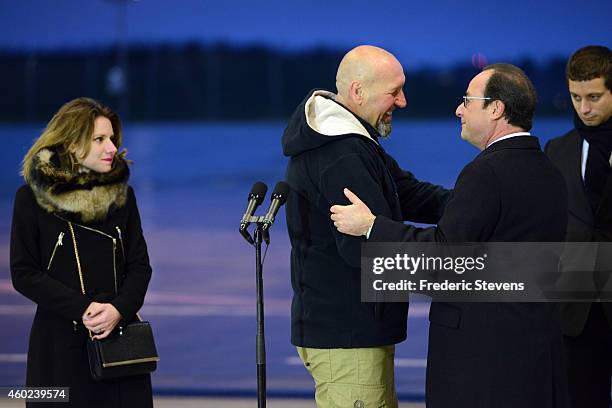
[240,181,268,232]
[261,182,290,231]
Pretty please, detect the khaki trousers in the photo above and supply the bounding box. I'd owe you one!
[296,345,398,408]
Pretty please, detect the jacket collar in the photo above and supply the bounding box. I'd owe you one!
[479,135,541,158]
[304,90,379,144]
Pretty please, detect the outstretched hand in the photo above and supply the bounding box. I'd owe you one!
[330,188,376,236]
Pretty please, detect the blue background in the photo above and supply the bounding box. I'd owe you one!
[0,0,609,399]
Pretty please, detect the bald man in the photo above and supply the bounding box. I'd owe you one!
[281,45,450,407]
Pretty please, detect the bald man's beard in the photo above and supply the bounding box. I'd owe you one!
[376,113,393,138]
[377,121,392,138]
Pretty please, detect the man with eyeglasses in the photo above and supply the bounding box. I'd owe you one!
[329,64,570,407]
[544,45,612,408]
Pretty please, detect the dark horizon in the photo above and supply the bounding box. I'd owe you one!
[0,42,575,122]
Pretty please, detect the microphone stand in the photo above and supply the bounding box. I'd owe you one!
[242,217,267,408]
[254,225,266,408]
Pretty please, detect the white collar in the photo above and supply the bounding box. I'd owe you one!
[486,132,531,148]
[304,90,376,143]
[580,140,612,181]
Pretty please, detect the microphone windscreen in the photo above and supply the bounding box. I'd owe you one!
[249,181,268,204]
[271,181,290,205]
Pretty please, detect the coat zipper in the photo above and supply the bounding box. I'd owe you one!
[69,221,115,240]
[115,226,125,260]
[46,232,64,270]
[66,220,118,295]
[112,238,117,294]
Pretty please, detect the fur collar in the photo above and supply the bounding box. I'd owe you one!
[28,148,130,224]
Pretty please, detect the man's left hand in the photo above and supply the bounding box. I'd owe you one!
[330,188,376,236]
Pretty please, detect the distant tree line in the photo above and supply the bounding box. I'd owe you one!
[0,43,573,122]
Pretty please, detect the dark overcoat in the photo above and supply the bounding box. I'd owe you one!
[545,129,612,335]
[370,136,570,408]
[10,148,153,407]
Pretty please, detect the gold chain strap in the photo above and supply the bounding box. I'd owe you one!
[68,222,86,295]
[68,222,93,339]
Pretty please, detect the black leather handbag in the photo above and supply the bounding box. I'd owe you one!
[69,222,159,381]
[86,320,159,380]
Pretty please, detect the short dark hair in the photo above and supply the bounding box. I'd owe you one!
[482,63,537,131]
[566,45,612,91]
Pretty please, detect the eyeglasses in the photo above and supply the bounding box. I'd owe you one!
[462,95,492,108]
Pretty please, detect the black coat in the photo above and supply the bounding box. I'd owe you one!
[544,129,612,335]
[10,149,153,407]
[283,90,450,348]
[370,136,570,408]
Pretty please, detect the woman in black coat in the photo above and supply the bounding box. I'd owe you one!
[10,97,154,407]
